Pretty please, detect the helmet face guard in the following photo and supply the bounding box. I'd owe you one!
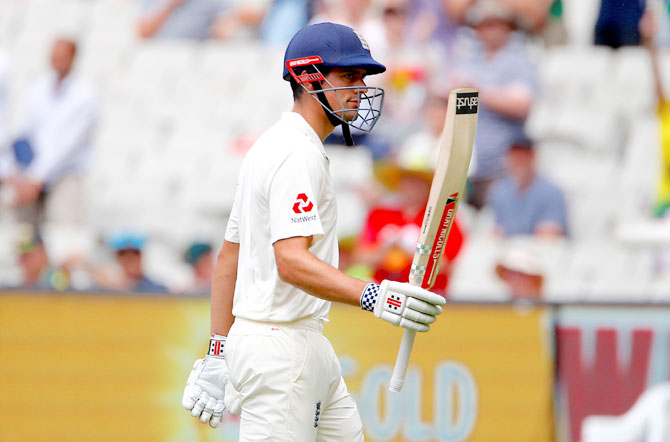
[286,56,385,133]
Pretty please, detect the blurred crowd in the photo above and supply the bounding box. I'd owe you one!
[0,0,668,300]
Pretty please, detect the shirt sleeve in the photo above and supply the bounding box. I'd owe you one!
[506,44,538,93]
[268,150,324,244]
[224,183,241,243]
[536,184,568,233]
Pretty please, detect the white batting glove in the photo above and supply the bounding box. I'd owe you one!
[360,280,446,332]
[182,336,241,428]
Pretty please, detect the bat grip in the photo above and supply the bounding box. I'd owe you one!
[389,329,416,392]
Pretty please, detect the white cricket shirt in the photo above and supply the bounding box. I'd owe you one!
[225,112,338,322]
[18,72,98,185]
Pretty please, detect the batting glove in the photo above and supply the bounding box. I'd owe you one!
[182,336,241,428]
[360,280,446,332]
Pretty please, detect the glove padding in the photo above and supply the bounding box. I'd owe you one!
[182,356,240,428]
[374,280,446,332]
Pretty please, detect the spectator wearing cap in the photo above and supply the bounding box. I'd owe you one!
[184,242,214,294]
[443,0,537,209]
[16,227,69,291]
[495,241,544,301]
[1,37,98,226]
[93,232,167,293]
[356,145,465,295]
[486,138,568,237]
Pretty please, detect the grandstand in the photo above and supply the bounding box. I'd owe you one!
[0,0,668,299]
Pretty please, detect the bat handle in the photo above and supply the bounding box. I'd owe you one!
[389,329,416,392]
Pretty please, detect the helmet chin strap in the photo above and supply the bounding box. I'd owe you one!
[312,81,355,147]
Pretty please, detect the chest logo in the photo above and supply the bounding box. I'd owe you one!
[292,193,314,214]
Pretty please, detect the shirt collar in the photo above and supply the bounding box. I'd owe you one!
[48,71,74,96]
[282,112,328,159]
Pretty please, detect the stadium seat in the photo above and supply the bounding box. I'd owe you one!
[41,223,96,267]
[648,274,670,302]
[537,46,613,104]
[609,47,656,118]
[143,239,192,291]
[87,0,137,45]
[561,0,602,46]
[449,237,508,301]
[0,2,24,52]
[582,383,670,442]
[620,116,659,203]
[0,222,20,267]
[525,98,563,141]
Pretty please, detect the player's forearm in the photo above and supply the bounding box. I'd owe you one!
[210,240,238,336]
[275,237,367,306]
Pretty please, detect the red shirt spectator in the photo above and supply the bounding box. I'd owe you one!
[359,201,465,295]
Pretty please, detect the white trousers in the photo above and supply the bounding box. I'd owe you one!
[226,317,364,442]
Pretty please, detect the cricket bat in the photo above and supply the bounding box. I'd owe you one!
[389,88,479,393]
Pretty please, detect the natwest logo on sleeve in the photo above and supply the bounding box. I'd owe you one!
[292,193,314,214]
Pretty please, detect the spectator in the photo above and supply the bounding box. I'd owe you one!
[443,0,476,24]
[356,146,465,296]
[486,138,568,237]
[138,0,228,40]
[139,0,294,43]
[210,0,281,41]
[594,0,646,48]
[256,0,310,45]
[16,226,69,291]
[92,232,168,293]
[1,37,98,226]
[310,0,372,29]
[494,241,544,301]
[498,0,555,34]
[641,9,670,217]
[0,49,9,164]
[359,0,441,142]
[183,242,214,294]
[410,0,466,53]
[444,0,537,209]
[400,93,450,161]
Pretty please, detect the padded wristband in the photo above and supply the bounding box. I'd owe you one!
[207,336,226,358]
[360,282,380,312]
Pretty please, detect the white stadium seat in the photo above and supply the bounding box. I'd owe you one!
[561,0,602,46]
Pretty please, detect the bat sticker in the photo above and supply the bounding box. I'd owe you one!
[422,193,458,288]
[455,92,478,114]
